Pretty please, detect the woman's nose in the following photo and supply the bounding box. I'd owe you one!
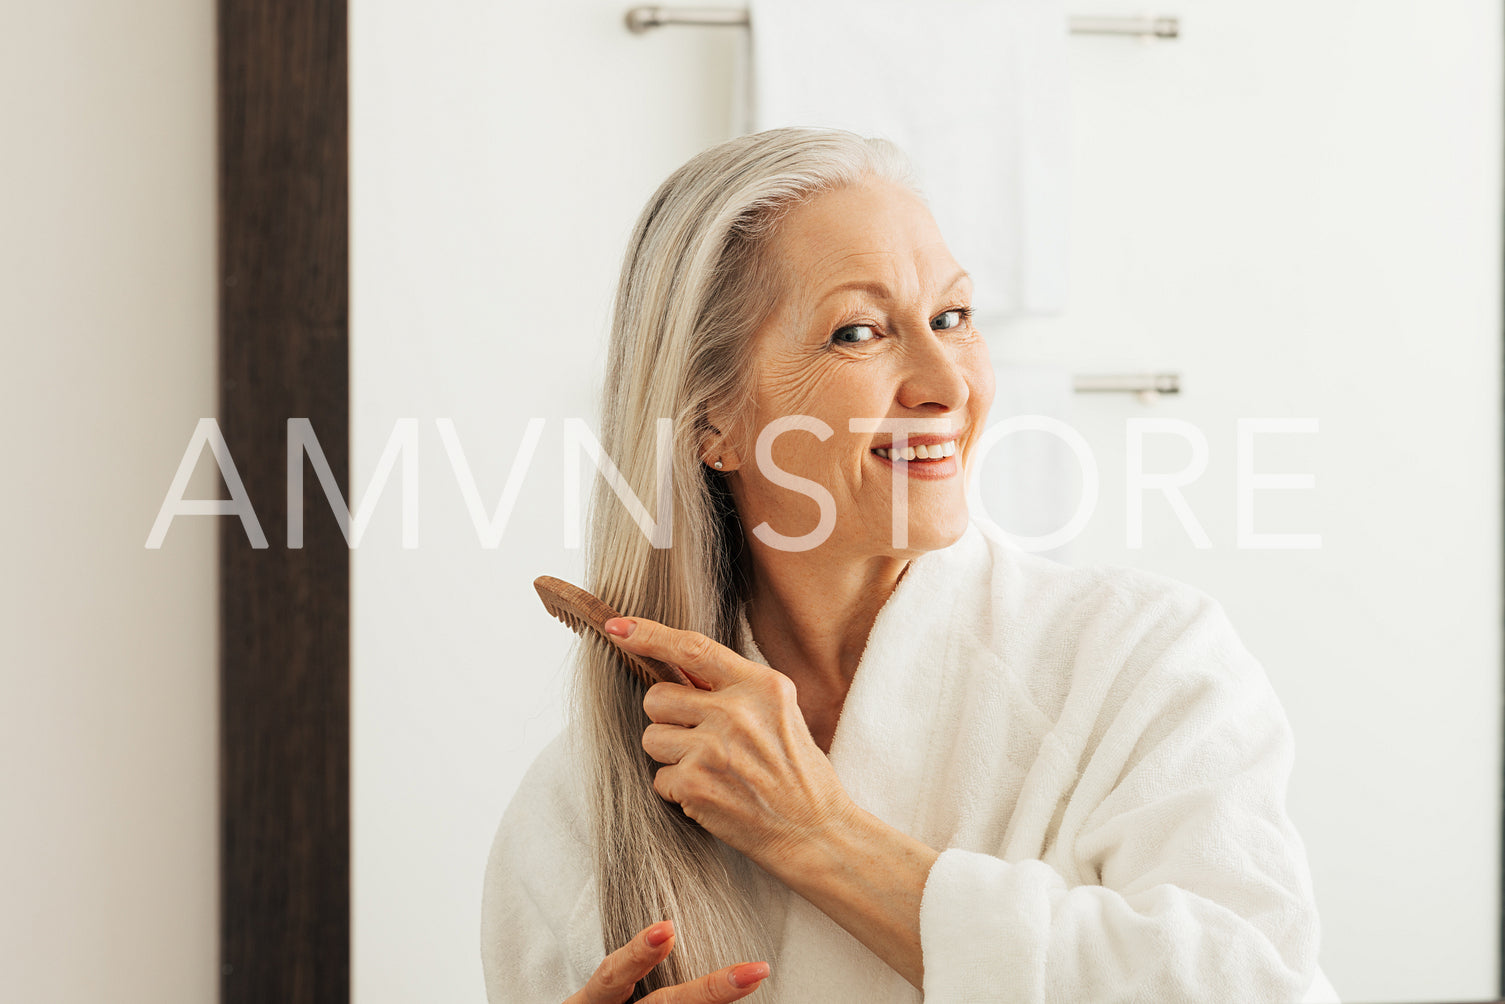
[895,328,971,413]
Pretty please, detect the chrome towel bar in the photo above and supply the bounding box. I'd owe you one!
[624,6,1180,38]
[1073,373,1181,398]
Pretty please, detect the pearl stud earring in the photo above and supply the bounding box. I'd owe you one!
[713,460,724,469]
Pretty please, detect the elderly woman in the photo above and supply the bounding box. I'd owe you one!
[481,128,1331,1003]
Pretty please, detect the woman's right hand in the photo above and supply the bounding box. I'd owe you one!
[564,920,770,1004]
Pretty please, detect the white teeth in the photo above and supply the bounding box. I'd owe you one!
[873,439,958,461]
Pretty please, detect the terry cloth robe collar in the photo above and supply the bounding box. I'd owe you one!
[732,521,994,1000]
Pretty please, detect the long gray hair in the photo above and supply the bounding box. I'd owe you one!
[572,126,918,996]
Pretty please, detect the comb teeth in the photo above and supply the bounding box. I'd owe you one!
[533,575,693,689]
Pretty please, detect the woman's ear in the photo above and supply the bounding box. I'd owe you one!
[700,412,746,473]
[700,438,743,472]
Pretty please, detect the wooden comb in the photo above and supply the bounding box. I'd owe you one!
[533,575,694,689]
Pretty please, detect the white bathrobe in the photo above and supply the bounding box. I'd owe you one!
[481,520,1336,1002]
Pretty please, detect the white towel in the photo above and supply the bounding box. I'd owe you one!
[743,0,1072,317]
[971,363,1083,563]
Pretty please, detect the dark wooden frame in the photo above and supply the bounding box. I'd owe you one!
[218,2,349,1003]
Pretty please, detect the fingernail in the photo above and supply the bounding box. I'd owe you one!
[729,962,769,988]
[604,617,636,638]
[645,920,672,947]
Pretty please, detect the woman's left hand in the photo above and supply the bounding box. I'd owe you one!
[603,615,857,869]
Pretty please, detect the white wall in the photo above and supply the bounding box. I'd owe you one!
[0,3,218,1003]
[1023,4,1503,998]
[352,1,1501,1001]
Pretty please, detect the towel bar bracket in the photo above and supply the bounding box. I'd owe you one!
[624,6,1181,39]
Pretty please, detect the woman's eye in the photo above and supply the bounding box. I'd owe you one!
[832,324,877,344]
[932,308,970,331]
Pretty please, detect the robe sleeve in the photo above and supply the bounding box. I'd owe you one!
[917,590,1321,1002]
[480,733,596,1003]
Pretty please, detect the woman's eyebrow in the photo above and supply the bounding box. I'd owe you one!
[941,269,971,293]
[816,269,972,306]
[816,279,892,305]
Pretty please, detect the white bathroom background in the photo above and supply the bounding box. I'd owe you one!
[350,1,1502,1001]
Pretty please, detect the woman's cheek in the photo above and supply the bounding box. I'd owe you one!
[962,341,997,416]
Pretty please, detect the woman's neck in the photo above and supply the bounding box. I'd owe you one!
[742,539,910,705]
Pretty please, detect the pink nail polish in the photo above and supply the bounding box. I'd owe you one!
[645,921,672,947]
[729,962,769,988]
[604,617,636,638]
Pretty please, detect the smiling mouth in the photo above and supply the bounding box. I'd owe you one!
[871,439,958,462]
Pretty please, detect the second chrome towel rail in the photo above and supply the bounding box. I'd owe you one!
[1073,372,1181,401]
